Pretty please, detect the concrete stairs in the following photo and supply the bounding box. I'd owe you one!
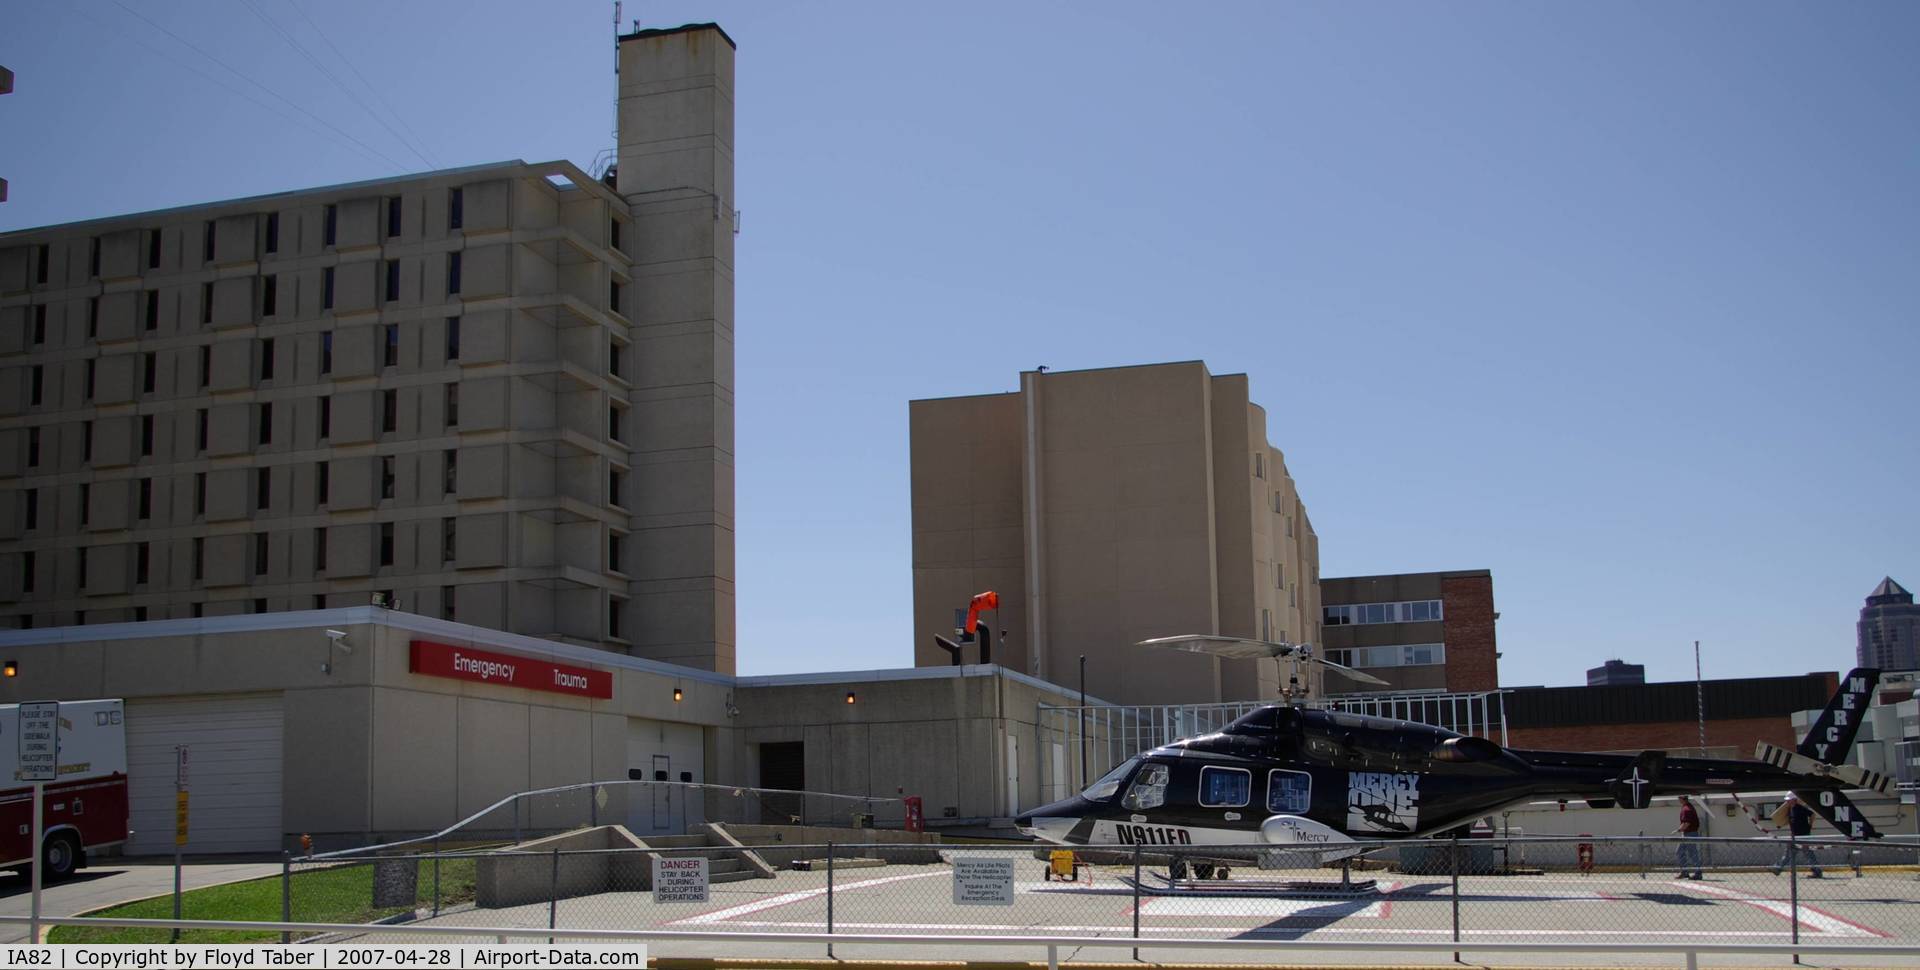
[639,828,772,883]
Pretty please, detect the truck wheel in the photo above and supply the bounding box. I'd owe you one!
[41,833,80,882]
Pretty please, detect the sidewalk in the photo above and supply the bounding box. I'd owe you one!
[0,859,285,943]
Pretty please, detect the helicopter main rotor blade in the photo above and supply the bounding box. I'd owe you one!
[1319,658,1390,687]
[1134,634,1295,660]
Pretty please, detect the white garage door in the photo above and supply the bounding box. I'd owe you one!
[126,695,284,855]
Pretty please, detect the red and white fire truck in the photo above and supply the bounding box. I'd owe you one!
[0,699,129,879]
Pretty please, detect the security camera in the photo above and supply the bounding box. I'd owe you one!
[325,630,352,654]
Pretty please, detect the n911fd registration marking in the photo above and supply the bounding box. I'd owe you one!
[1113,823,1192,845]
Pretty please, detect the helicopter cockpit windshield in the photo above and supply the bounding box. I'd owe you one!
[1081,757,1140,802]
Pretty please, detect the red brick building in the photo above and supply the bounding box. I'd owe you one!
[1321,569,1498,694]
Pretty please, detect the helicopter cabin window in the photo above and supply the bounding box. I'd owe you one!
[1198,766,1250,808]
[1082,757,1139,802]
[1120,763,1170,811]
[1267,769,1312,814]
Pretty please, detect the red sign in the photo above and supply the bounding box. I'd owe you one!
[408,640,614,699]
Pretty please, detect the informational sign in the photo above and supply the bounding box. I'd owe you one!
[408,640,614,699]
[176,745,190,791]
[652,856,709,903]
[17,701,58,782]
[174,792,190,846]
[951,854,1016,905]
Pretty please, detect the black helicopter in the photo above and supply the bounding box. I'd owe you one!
[1015,636,1890,867]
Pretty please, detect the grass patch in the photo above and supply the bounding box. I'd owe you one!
[50,857,477,944]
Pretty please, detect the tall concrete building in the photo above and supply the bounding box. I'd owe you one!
[909,361,1320,705]
[1858,576,1918,672]
[1320,569,1499,694]
[0,24,736,672]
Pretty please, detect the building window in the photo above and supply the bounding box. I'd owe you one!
[196,408,209,451]
[77,546,88,588]
[378,522,394,566]
[89,237,101,277]
[445,316,460,361]
[199,345,211,388]
[147,229,162,269]
[21,551,34,594]
[31,305,44,345]
[607,403,623,442]
[322,266,335,310]
[85,358,96,400]
[443,448,457,495]
[143,352,157,393]
[194,472,207,516]
[26,427,39,467]
[132,606,147,623]
[444,383,459,428]
[265,211,279,254]
[1253,452,1266,479]
[320,331,333,375]
[386,196,403,238]
[382,389,398,433]
[192,537,204,581]
[441,516,456,562]
[446,252,461,295]
[138,478,151,520]
[24,488,38,531]
[29,365,41,407]
[608,597,624,640]
[259,337,275,381]
[256,467,271,510]
[314,527,328,571]
[257,402,273,445]
[261,275,277,317]
[384,260,400,302]
[380,455,395,499]
[33,244,49,284]
[608,532,624,573]
[315,461,330,505]
[140,414,154,456]
[441,585,456,621]
[82,421,94,462]
[253,598,267,614]
[136,542,150,585]
[145,290,159,331]
[608,467,626,507]
[609,338,624,379]
[254,533,269,575]
[609,217,620,251]
[318,395,331,440]
[448,187,463,230]
[201,281,214,324]
[88,296,98,339]
[79,483,91,526]
[204,222,216,262]
[324,203,337,246]
[383,324,399,367]
[1275,562,1284,589]
[609,279,622,314]
[1324,643,1447,669]
[1322,600,1445,627]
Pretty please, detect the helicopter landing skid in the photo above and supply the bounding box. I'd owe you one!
[1121,870,1380,897]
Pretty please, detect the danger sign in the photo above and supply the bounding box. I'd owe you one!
[652,856,709,903]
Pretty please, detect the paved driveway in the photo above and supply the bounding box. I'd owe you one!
[0,858,284,942]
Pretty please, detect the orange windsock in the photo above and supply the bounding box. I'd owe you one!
[965,591,1000,634]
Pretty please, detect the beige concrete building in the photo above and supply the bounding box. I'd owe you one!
[0,24,736,672]
[0,607,1090,851]
[910,361,1321,705]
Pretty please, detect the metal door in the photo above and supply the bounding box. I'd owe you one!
[651,755,670,830]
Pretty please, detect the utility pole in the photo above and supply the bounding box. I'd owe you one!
[1,64,13,202]
[1077,655,1088,790]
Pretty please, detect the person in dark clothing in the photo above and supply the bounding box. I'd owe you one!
[1674,796,1704,879]
[1770,794,1823,877]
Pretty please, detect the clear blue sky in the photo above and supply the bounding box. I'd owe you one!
[4,2,1915,687]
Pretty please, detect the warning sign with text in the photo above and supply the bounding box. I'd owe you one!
[652,856,709,903]
[951,855,1015,905]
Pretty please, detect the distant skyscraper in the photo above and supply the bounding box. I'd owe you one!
[1587,658,1645,686]
[1857,577,1919,672]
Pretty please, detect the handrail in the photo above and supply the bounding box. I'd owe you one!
[308,779,906,860]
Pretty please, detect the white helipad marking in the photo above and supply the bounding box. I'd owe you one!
[672,871,944,925]
[707,921,1813,937]
[1674,880,1887,938]
[1140,896,1386,918]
